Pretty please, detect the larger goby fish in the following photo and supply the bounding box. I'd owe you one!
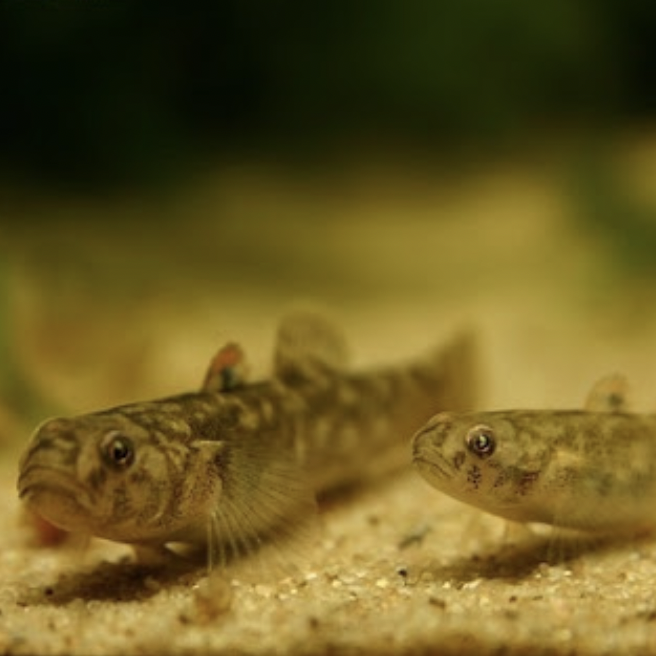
[412,375,656,534]
[18,311,476,566]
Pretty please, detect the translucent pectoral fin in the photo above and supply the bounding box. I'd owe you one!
[501,519,535,546]
[203,434,318,577]
[273,309,350,385]
[544,525,603,566]
[584,374,630,412]
[132,543,182,567]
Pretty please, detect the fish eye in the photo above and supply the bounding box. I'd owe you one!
[100,432,135,469]
[465,425,496,458]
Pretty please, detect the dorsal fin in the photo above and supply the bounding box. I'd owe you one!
[273,310,349,385]
[202,342,248,392]
[584,374,630,412]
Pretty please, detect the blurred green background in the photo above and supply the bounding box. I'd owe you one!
[1,1,656,436]
[0,1,655,187]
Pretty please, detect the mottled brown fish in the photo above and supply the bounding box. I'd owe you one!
[18,311,476,566]
[412,375,656,534]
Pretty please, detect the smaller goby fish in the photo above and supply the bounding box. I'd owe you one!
[412,375,656,534]
[18,311,476,566]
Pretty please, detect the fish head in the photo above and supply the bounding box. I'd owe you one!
[412,411,539,518]
[17,408,219,544]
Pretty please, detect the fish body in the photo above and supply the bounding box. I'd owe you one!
[18,311,476,563]
[412,376,656,534]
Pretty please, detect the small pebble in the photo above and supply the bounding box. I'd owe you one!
[190,573,233,624]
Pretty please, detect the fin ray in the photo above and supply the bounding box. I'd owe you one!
[206,432,317,576]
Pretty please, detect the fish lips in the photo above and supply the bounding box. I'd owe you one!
[18,465,94,532]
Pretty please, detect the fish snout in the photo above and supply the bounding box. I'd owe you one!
[17,417,81,490]
[411,412,454,459]
[411,413,461,491]
[17,419,93,531]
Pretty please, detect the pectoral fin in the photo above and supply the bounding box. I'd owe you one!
[200,433,317,571]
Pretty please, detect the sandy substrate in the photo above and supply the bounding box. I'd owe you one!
[3,460,656,656]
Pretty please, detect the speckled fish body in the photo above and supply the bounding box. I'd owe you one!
[18,311,476,562]
[412,377,656,534]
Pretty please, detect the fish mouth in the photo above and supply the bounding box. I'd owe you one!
[18,466,93,530]
[411,424,454,484]
[413,455,453,485]
[18,465,89,501]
